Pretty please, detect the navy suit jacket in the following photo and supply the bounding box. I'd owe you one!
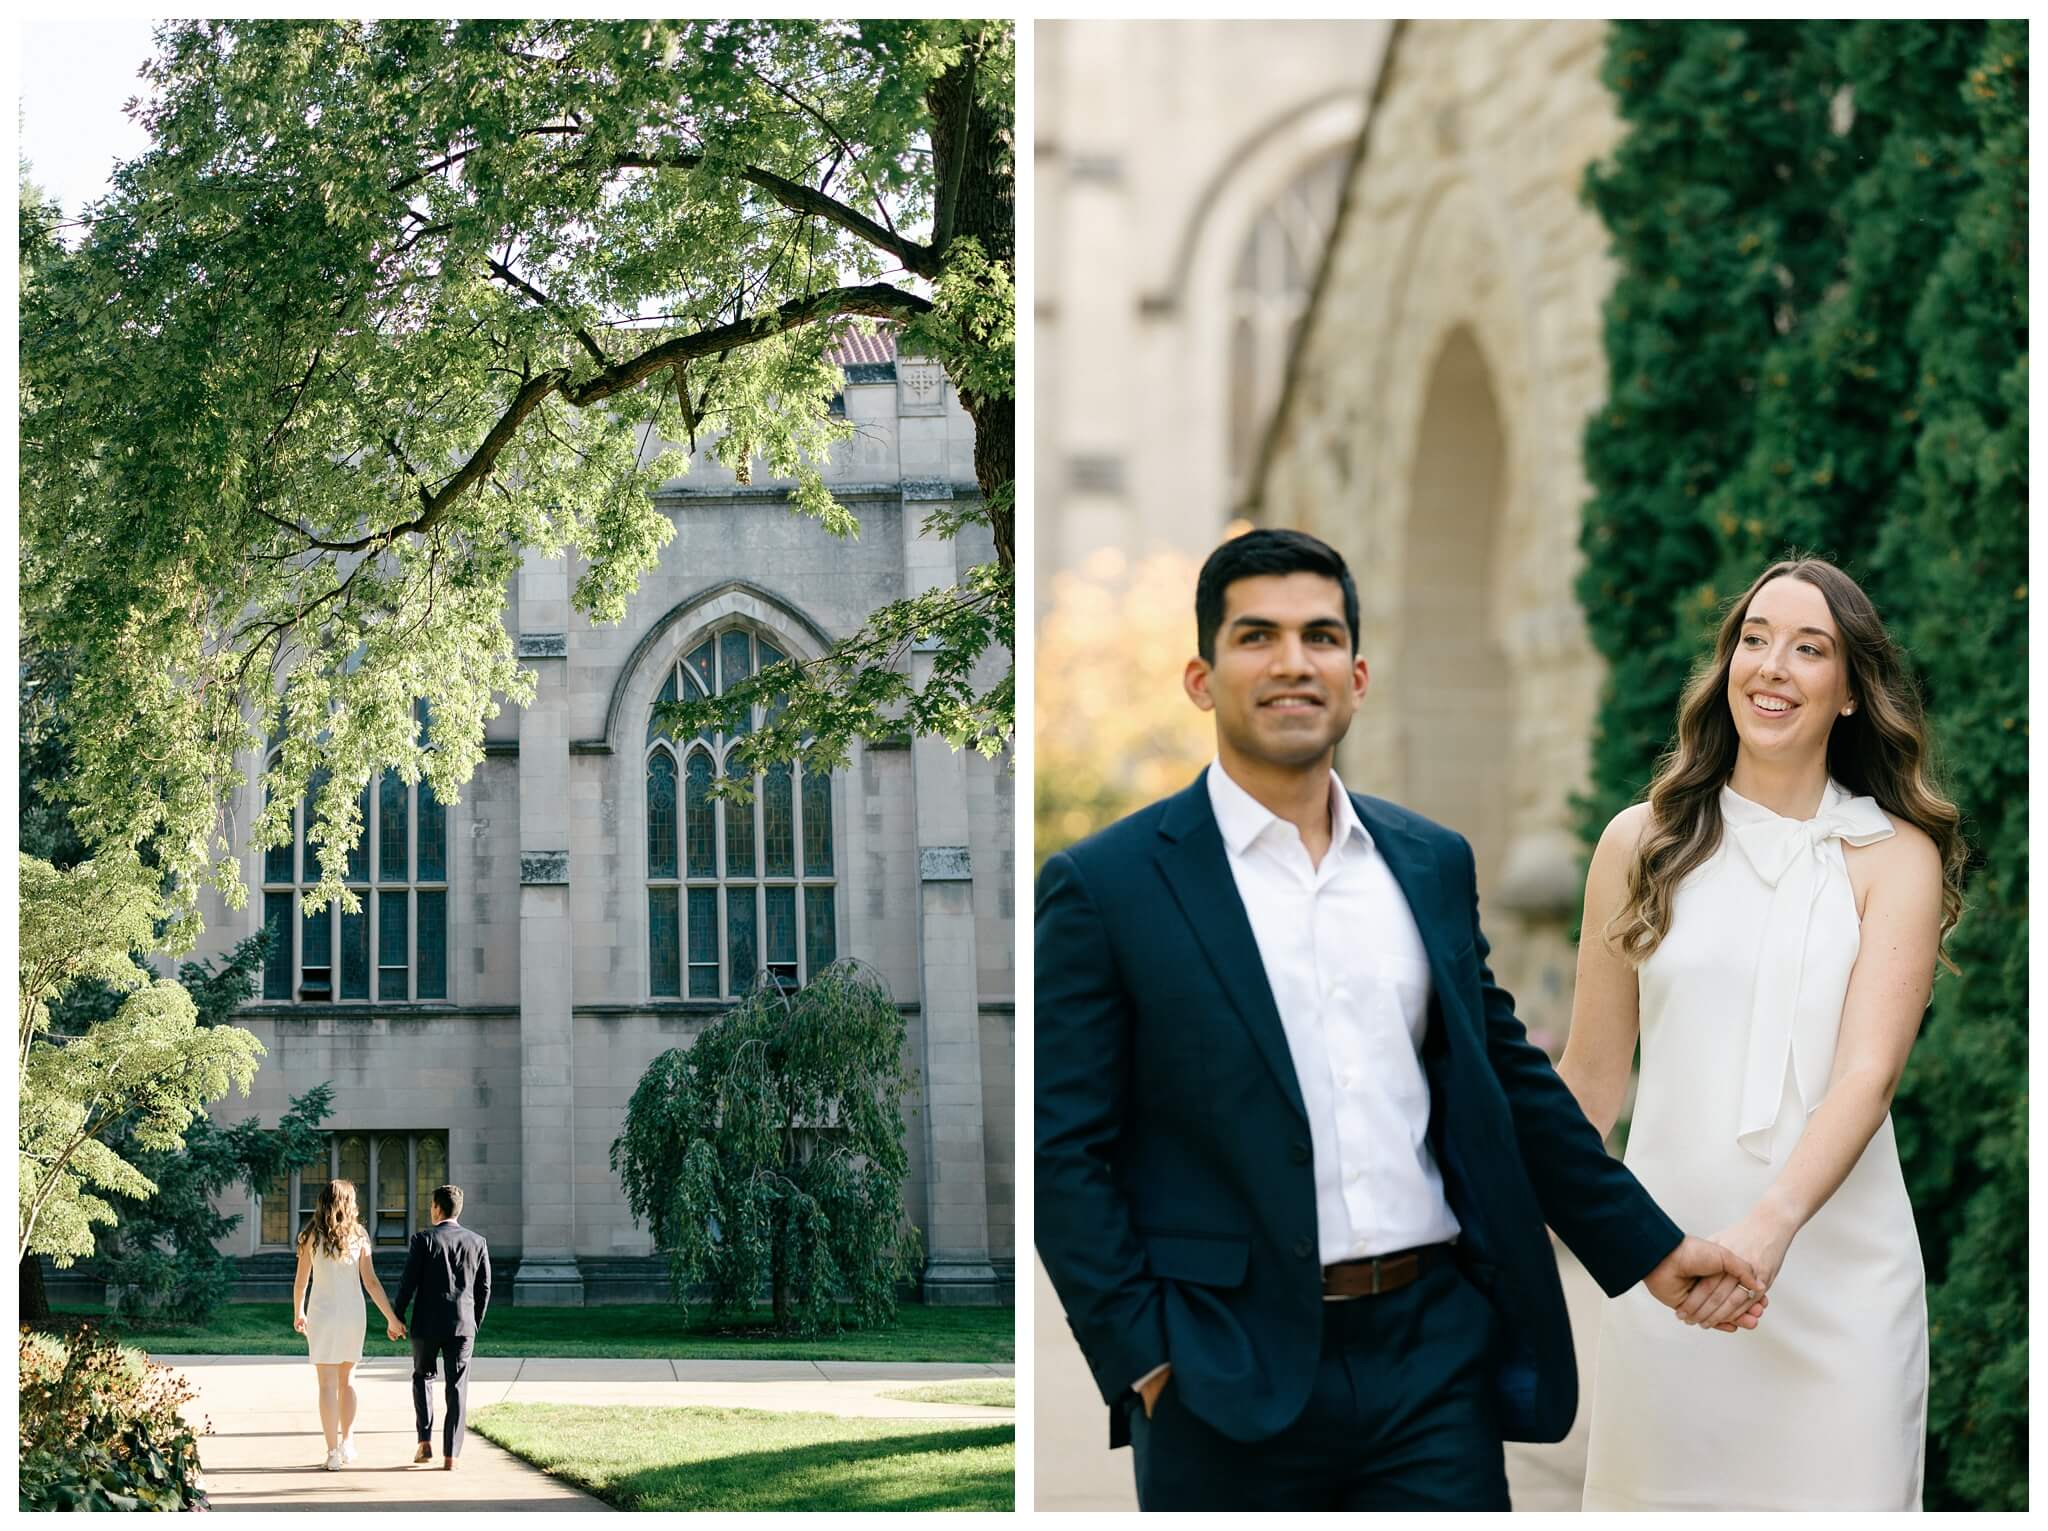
[394,1218,492,1341]
[1034,771,1684,1446]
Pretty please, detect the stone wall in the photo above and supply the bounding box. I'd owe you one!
[1257,19,1622,1051]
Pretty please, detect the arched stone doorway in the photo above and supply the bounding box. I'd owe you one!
[1396,326,1511,908]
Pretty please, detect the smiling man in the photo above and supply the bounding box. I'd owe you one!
[1034,528,1769,1511]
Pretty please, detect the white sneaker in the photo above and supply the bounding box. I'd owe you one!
[325,1448,345,1471]
[340,1437,357,1464]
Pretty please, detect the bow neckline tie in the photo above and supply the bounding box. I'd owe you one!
[1722,781,1894,1163]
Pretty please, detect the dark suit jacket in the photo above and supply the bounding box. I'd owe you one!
[394,1218,492,1341]
[1034,771,1684,1446]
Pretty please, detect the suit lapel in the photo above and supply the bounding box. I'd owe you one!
[1154,774,1310,1126]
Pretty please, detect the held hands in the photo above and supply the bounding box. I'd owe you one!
[1644,1234,1770,1333]
[1683,1211,1794,1330]
[387,1319,407,1342]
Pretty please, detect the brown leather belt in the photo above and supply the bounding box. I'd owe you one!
[1322,1243,1452,1299]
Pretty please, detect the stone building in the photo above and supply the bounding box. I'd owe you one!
[1037,20,1391,587]
[171,332,1015,1307]
[1252,18,1625,1053]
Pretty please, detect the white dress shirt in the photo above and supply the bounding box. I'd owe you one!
[1207,759,1462,1265]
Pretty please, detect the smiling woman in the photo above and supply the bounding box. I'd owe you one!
[1557,555,1967,1511]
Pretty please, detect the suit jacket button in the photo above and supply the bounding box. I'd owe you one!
[1290,1140,1311,1164]
[1294,1236,1314,1260]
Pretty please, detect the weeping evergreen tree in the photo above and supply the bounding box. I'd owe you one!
[1578,21,2026,1508]
[610,961,920,1334]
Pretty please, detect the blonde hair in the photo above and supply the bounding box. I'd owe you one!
[297,1177,366,1260]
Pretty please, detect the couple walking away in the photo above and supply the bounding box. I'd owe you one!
[1036,529,1958,1510]
[294,1180,493,1471]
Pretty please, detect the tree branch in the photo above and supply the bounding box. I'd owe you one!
[485,257,610,368]
[612,153,938,277]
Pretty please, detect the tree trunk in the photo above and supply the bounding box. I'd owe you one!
[927,29,1017,569]
[20,1250,51,1325]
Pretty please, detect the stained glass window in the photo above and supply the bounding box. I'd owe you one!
[376,1135,409,1245]
[647,670,677,745]
[414,1134,447,1230]
[345,782,370,884]
[416,892,447,1000]
[647,754,678,879]
[649,888,681,997]
[341,904,370,999]
[805,886,837,972]
[684,752,716,877]
[763,765,795,877]
[725,781,755,876]
[264,1133,445,1249]
[260,1166,291,1246]
[720,630,753,738]
[301,769,330,883]
[649,628,836,999]
[378,892,408,1001]
[263,893,294,1000]
[262,724,449,1005]
[766,887,798,982]
[688,888,720,997]
[803,770,834,875]
[727,887,758,992]
[379,771,407,883]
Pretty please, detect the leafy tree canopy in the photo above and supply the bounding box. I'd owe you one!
[21,19,1014,947]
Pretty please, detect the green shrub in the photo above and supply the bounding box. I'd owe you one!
[17,1324,209,1511]
[1580,20,2026,1509]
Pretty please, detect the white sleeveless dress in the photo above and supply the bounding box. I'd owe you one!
[303,1229,369,1366]
[1581,781,1927,1510]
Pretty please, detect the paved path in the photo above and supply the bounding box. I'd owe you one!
[171,1356,1015,1512]
[1032,1245,1599,1512]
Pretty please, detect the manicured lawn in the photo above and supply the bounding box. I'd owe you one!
[57,1302,1013,1363]
[471,1403,1014,1512]
[878,1379,1015,1408]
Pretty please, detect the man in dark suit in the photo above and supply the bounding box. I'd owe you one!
[1035,529,1768,1510]
[392,1183,492,1469]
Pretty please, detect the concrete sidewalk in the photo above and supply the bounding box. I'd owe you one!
[1032,1245,1599,1512]
[170,1356,1016,1512]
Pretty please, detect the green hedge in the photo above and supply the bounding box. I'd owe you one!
[1578,21,2026,1510]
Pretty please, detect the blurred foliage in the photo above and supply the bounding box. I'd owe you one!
[1580,21,2025,1508]
[1034,548,1216,868]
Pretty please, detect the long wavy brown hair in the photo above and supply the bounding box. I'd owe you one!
[297,1178,366,1260]
[1611,558,1966,973]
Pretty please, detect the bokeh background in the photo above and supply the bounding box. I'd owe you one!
[1034,18,2025,1512]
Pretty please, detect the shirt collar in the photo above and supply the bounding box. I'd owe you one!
[1207,759,1373,858]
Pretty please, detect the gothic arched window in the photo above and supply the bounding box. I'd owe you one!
[259,700,447,1002]
[1227,150,1350,489]
[645,628,837,998]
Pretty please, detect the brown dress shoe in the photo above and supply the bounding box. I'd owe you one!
[414,1442,433,1464]
[442,1457,461,1471]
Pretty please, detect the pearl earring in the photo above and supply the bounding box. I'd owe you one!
[1841,703,1855,716]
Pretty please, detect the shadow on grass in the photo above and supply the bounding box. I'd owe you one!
[603,1426,1014,1512]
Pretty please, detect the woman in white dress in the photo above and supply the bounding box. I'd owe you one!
[1559,558,1964,1510]
[292,1179,406,1471]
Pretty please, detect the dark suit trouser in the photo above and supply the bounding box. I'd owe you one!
[1129,1261,1509,1511]
[410,1334,474,1458]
